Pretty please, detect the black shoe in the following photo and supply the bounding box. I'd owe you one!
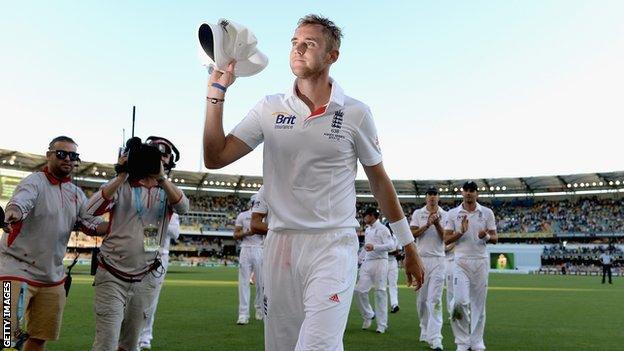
[390,305,400,313]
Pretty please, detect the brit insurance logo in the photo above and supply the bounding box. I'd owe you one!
[324,110,346,141]
[273,112,297,130]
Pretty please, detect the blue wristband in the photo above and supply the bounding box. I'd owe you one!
[211,83,227,93]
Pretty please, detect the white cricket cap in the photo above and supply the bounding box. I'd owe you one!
[197,19,268,77]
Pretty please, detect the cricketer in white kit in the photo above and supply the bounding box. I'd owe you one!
[234,198,265,325]
[387,233,401,313]
[202,14,424,351]
[410,187,447,350]
[138,212,180,350]
[355,207,395,333]
[444,181,498,351]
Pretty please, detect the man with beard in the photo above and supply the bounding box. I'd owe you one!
[444,181,498,351]
[1,136,107,351]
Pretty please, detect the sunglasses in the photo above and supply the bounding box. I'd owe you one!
[49,150,80,161]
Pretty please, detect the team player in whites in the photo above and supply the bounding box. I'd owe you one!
[444,181,497,351]
[202,14,424,350]
[234,196,265,325]
[354,207,395,333]
[410,187,447,351]
[138,213,181,350]
[387,232,401,313]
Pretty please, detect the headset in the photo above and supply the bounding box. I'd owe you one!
[146,136,180,171]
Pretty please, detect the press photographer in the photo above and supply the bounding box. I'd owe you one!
[86,136,189,351]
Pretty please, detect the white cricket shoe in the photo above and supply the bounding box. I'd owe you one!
[430,340,443,350]
[375,327,386,334]
[362,318,373,330]
[236,315,249,325]
[255,310,263,320]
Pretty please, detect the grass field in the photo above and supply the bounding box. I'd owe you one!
[47,265,622,351]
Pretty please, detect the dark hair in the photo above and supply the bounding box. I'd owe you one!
[49,136,77,150]
[298,14,343,51]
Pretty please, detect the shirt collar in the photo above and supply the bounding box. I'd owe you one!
[459,202,483,214]
[43,166,72,185]
[284,77,346,110]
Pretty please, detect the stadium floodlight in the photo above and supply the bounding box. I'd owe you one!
[592,182,596,186]
[495,186,500,191]
[567,184,571,188]
[181,179,185,183]
[609,181,614,185]
[8,160,14,165]
[438,187,443,192]
[599,182,604,186]
[444,188,449,192]
[233,182,237,186]
[102,172,106,176]
[616,180,621,185]
[203,180,208,185]
[1,160,5,164]
[94,171,99,176]
[252,183,257,187]
[502,186,507,190]
[580,183,584,188]
[174,178,179,183]
[168,178,172,181]
[489,186,494,191]
[209,181,214,185]
[481,187,486,191]
[453,187,458,192]
[573,183,578,187]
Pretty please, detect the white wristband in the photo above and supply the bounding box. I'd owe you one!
[482,233,491,242]
[389,217,414,247]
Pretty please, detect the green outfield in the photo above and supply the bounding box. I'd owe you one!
[47,266,621,351]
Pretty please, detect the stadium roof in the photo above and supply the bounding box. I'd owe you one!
[2,148,624,199]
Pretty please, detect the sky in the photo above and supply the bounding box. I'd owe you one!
[1,1,623,180]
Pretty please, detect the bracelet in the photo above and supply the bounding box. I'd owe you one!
[211,82,227,92]
[206,97,225,104]
[156,175,167,184]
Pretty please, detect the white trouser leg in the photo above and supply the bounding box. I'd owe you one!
[238,247,253,318]
[450,259,471,350]
[373,289,388,330]
[445,258,455,312]
[355,261,375,320]
[416,261,430,340]
[263,231,358,351]
[139,256,168,346]
[424,257,445,345]
[250,247,264,313]
[469,259,489,351]
[387,257,399,307]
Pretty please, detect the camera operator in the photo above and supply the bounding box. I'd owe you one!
[0,136,108,351]
[86,137,189,351]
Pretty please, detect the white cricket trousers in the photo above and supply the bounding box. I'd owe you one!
[445,257,454,312]
[138,255,170,346]
[416,256,446,344]
[451,257,489,351]
[92,268,159,351]
[263,230,358,351]
[387,256,399,308]
[238,246,263,318]
[355,258,389,330]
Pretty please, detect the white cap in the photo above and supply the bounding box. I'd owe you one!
[198,19,268,77]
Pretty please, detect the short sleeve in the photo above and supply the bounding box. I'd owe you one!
[409,209,419,227]
[234,213,244,227]
[230,99,265,150]
[354,108,383,167]
[444,210,455,231]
